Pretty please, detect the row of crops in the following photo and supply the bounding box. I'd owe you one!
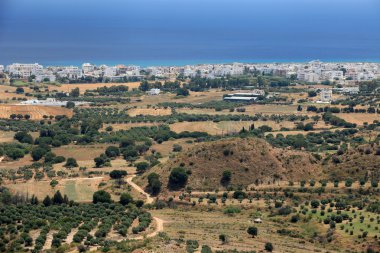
[73,107,310,124]
[0,203,152,252]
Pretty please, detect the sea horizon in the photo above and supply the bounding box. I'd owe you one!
[1,0,379,68]
[2,58,380,68]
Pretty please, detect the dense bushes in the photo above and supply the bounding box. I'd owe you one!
[168,167,188,189]
[266,129,359,152]
[74,107,308,126]
[147,173,162,195]
[64,157,78,168]
[109,170,127,180]
[93,190,112,204]
[105,146,120,158]
[119,193,133,206]
[135,162,150,174]
[14,131,33,144]
[132,212,152,234]
[323,112,356,128]
[0,195,154,252]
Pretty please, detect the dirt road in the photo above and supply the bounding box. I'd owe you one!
[126,175,154,204]
[125,175,165,239]
[127,217,164,241]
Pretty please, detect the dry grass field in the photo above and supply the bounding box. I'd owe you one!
[150,208,333,253]
[102,122,157,131]
[0,85,29,100]
[177,104,302,116]
[0,130,17,143]
[6,177,104,202]
[170,121,297,135]
[182,90,230,103]
[53,144,108,168]
[336,113,380,125]
[0,154,33,169]
[151,139,193,157]
[127,107,172,117]
[50,82,141,94]
[0,104,73,120]
[265,129,330,137]
[86,158,136,174]
[280,92,308,102]
[133,90,232,107]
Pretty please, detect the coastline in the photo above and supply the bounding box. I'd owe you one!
[5,58,380,68]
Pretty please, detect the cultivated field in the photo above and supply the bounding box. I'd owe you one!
[127,107,172,117]
[151,139,193,158]
[6,177,104,202]
[177,104,303,116]
[0,85,28,100]
[0,104,73,120]
[0,130,17,143]
[133,90,232,107]
[170,121,297,135]
[53,144,109,168]
[150,208,331,253]
[336,113,380,125]
[102,122,157,131]
[50,82,141,94]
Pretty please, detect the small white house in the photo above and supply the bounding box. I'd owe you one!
[320,89,332,103]
[253,218,263,223]
[147,88,161,96]
[35,74,56,83]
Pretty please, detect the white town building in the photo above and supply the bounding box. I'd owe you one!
[82,63,95,74]
[57,66,83,79]
[35,74,56,83]
[7,63,43,78]
[320,89,332,103]
[147,88,161,95]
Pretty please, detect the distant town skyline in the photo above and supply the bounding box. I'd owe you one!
[1,60,378,85]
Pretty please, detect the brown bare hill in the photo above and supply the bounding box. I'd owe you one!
[144,137,323,192]
[325,143,380,181]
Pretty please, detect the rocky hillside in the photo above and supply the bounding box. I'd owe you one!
[325,143,380,181]
[142,137,323,192]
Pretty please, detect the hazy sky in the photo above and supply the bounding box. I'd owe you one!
[0,0,379,65]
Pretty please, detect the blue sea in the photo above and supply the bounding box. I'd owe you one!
[0,0,379,66]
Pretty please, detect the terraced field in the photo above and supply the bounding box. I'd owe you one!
[6,177,104,202]
[51,82,141,94]
[0,105,73,120]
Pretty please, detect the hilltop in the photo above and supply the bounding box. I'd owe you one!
[141,137,323,192]
[325,143,380,181]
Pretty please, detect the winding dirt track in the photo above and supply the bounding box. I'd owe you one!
[127,217,164,241]
[66,175,165,252]
[126,175,154,204]
[125,175,165,239]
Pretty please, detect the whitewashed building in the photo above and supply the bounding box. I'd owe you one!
[223,91,264,102]
[35,74,56,83]
[321,70,344,81]
[333,87,360,94]
[104,67,117,77]
[7,63,43,78]
[147,88,161,95]
[82,63,95,74]
[320,89,332,102]
[57,66,83,79]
